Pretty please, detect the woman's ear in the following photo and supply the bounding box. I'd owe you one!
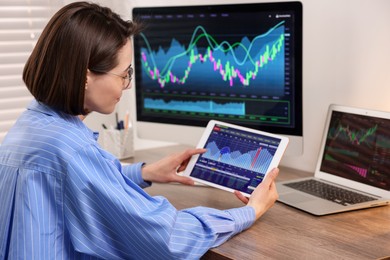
[85,69,92,90]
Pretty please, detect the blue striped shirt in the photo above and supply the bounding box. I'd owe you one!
[0,100,255,260]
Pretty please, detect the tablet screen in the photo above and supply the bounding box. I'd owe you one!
[189,123,284,195]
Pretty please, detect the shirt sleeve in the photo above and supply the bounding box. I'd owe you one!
[121,162,151,188]
[64,144,255,259]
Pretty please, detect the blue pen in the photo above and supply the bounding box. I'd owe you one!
[118,120,124,130]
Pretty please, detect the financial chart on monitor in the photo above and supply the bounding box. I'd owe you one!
[133,2,302,137]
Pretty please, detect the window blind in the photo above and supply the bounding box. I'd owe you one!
[0,0,63,143]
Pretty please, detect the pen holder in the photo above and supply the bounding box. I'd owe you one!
[101,128,134,159]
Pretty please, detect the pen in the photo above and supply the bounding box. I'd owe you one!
[124,110,129,129]
[118,120,124,130]
[115,112,120,130]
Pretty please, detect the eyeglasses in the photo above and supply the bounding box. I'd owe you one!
[90,65,133,90]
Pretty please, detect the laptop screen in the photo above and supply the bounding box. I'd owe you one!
[320,111,390,191]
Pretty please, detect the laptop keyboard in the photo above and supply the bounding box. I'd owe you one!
[284,179,376,206]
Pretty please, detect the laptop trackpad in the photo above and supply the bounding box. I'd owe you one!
[280,192,315,204]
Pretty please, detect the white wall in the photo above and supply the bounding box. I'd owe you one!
[82,0,390,172]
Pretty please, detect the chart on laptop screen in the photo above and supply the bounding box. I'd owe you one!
[320,111,390,190]
[190,124,282,194]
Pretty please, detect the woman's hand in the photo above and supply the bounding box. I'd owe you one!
[234,168,279,220]
[141,148,206,185]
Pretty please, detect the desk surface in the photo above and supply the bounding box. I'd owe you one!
[124,145,390,259]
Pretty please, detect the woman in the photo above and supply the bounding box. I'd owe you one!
[0,2,279,259]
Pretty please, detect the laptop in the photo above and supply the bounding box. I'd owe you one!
[276,104,390,215]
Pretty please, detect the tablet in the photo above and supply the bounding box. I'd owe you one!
[183,120,289,197]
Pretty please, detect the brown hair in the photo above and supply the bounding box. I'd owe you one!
[23,2,142,115]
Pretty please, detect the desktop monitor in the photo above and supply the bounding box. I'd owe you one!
[132,1,303,155]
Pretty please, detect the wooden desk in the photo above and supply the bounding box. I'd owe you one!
[124,145,390,259]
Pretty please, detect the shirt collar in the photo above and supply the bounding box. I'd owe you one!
[27,99,99,141]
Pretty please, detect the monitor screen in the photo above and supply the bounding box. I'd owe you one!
[132,1,303,155]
